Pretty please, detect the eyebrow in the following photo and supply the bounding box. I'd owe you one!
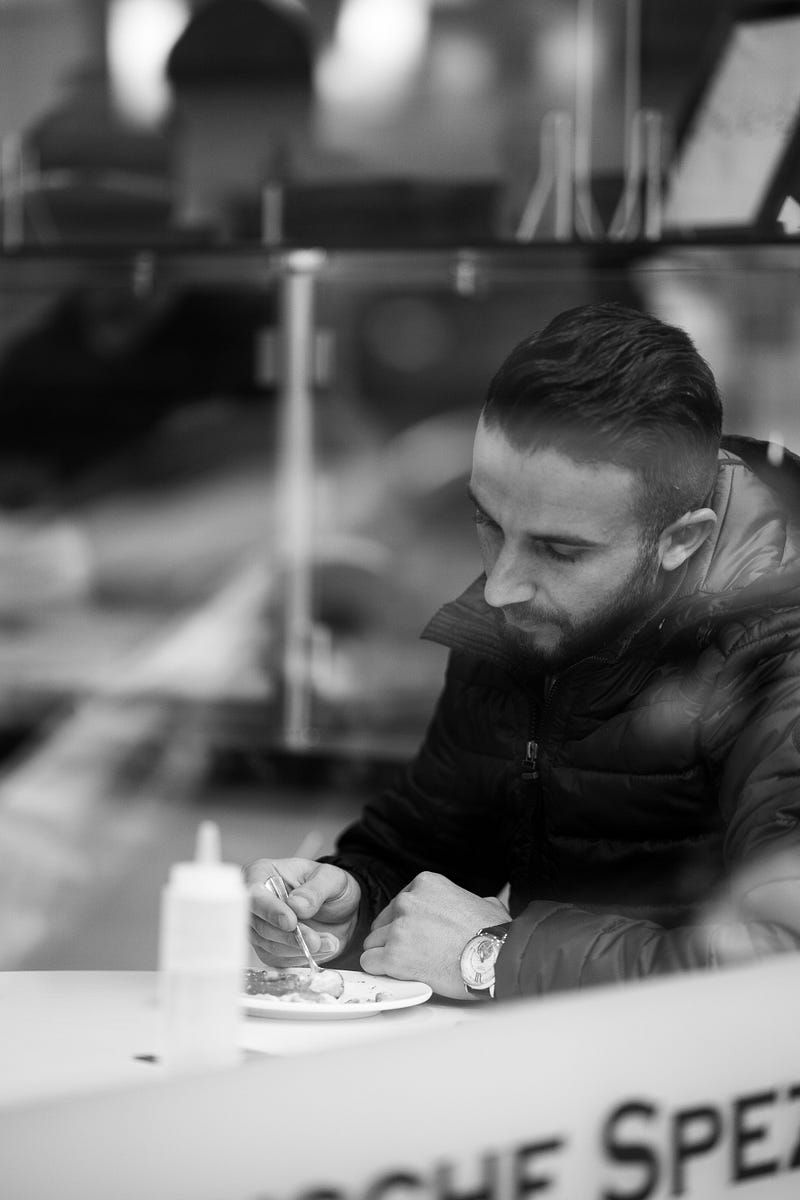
[465,483,603,549]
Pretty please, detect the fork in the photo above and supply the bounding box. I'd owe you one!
[265,874,320,974]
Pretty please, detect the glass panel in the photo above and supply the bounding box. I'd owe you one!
[2,241,800,967]
[2,242,800,770]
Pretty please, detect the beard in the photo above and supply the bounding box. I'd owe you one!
[495,544,664,675]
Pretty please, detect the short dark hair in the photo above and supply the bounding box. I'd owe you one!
[481,302,723,540]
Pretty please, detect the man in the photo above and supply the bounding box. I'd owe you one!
[246,302,800,1000]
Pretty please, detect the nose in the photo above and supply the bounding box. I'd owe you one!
[483,545,534,609]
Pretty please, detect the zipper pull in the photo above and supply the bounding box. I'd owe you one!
[522,739,539,780]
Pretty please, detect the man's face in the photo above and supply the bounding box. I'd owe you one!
[469,420,664,672]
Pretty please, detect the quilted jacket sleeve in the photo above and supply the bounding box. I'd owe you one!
[496,622,800,998]
[495,880,800,997]
[322,652,513,964]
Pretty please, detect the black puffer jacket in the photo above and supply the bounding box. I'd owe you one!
[328,437,800,996]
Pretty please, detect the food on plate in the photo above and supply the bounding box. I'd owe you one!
[244,966,346,1003]
[243,967,397,1006]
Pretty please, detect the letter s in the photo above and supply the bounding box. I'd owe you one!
[601,1100,659,1200]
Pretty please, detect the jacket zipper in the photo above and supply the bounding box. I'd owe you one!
[521,677,559,890]
[522,738,539,780]
[521,676,556,779]
[519,653,610,778]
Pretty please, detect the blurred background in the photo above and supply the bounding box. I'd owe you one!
[1,0,800,972]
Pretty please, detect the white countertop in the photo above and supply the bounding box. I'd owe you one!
[0,970,480,1109]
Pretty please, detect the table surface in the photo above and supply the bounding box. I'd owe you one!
[0,971,482,1109]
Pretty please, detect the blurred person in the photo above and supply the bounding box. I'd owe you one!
[0,1,351,493]
[166,0,346,236]
[246,302,800,999]
[0,281,273,489]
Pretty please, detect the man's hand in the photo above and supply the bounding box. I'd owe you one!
[244,857,361,967]
[360,871,509,998]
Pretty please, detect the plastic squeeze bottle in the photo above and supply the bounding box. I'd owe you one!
[158,819,248,1071]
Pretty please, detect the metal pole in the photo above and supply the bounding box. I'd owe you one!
[277,250,324,750]
[516,111,559,241]
[1,133,25,250]
[553,111,575,240]
[643,110,664,241]
[573,0,603,239]
[622,0,641,186]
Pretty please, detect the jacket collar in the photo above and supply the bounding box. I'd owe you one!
[421,575,508,666]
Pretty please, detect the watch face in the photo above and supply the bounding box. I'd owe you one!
[460,933,501,990]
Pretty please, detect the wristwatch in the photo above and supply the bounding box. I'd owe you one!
[459,922,511,999]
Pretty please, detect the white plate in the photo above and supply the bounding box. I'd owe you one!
[241,970,432,1020]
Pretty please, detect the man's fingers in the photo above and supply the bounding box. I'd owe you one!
[288,864,358,921]
[243,858,281,889]
[246,860,358,925]
[361,923,388,952]
[249,888,297,930]
[360,947,394,977]
[250,911,298,946]
[250,912,341,958]
[251,942,306,968]
[249,926,303,966]
[369,898,396,933]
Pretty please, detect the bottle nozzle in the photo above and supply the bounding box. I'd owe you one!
[194,819,222,864]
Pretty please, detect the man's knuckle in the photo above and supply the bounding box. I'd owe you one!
[389,914,412,942]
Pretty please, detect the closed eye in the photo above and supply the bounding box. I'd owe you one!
[472,505,501,532]
[539,541,582,564]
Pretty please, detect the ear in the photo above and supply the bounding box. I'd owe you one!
[657,508,717,572]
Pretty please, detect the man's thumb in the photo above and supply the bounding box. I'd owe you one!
[290,865,356,918]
